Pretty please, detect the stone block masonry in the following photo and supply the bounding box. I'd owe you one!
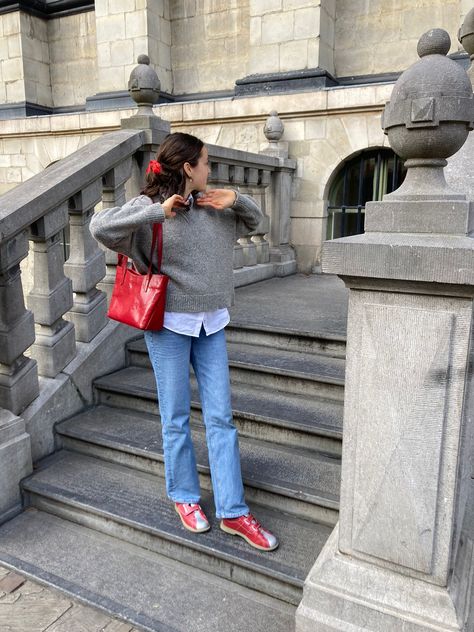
[95,0,172,95]
[171,1,249,95]
[335,0,461,76]
[248,0,335,75]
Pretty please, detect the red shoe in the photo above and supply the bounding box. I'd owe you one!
[220,513,279,551]
[175,503,210,533]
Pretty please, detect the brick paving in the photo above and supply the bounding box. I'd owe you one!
[0,565,140,632]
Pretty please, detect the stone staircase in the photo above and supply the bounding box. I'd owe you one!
[0,310,346,631]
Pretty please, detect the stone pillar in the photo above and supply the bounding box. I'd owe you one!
[0,11,52,115]
[296,30,474,631]
[239,0,335,94]
[92,0,171,107]
[260,112,297,277]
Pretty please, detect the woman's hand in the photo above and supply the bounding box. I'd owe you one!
[196,189,237,211]
[162,194,190,218]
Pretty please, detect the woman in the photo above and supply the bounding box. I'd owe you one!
[90,132,278,552]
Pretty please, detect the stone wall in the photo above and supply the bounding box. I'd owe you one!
[334,0,463,77]
[48,12,97,108]
[20,13,52,108]
[248,0,335,76]
[95,0,172,95]
[170,0,250,95]
[0,0,468,110]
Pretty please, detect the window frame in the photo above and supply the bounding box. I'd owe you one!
[326,148,405,240]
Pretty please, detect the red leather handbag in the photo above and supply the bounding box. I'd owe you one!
[107,223,168,330]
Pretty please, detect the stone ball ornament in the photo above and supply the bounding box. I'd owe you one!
[128,55,161,112]
[264,111,284,142]
[382,29,474,163]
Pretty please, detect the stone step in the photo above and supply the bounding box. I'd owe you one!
[22,451,333,606]
[56,405,341,525]
[95,365,343,455]
[0,508,296,631]
[128,339,345,401]
[225,323,346,358]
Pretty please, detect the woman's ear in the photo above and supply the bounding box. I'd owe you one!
[183,161,193,179]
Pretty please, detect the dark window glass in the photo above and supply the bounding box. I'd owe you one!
[326,148,406,240]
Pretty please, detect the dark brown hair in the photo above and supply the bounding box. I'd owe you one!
[141,132,204,201]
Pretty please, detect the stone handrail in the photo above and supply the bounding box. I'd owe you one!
[0,129,144,242]
[0,117,296,421]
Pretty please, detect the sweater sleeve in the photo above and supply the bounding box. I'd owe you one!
[89,194,166,253]
[232,192,263,238]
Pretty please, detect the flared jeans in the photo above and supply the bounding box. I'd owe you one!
[144,326,249,519]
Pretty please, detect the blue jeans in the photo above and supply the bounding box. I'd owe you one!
[144,326,249,519]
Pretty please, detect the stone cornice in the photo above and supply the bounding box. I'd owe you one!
[0,83,395,138]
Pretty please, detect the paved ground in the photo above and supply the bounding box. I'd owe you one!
[0,564,139,631]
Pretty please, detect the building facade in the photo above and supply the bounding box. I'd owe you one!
[0,0,471,271]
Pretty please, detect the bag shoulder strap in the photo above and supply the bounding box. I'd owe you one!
[148,222,163,275]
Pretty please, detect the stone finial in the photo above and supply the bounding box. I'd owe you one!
[128,55,160,116]
[382,28,474,199]
[264,111,284,142]
[417,28,450,57]
[459,8,474,85]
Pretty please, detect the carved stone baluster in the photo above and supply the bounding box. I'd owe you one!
[238,167,259,266]
[98,158,133,302]
[210,161,229,185]
[0,231,39,413]
[250,169,271,264]
[232,165,245,269]
[232,165,245,187]
[64,180,107,342]
[27,204,76,377]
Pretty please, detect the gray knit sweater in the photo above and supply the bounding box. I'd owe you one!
[89,191,263,312]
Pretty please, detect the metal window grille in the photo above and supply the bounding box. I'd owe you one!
[326,148,406,240]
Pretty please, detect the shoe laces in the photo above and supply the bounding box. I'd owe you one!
[245,513,262,531]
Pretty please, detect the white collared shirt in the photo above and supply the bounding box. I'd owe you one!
[163,308,230,337]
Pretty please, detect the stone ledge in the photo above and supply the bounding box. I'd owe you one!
[0,83,394,137]
[322,233,474,290]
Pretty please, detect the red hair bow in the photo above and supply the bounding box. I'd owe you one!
[146,160,162,175]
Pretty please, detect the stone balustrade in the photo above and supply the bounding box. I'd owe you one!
[207,142,296,286]
[0,127,144,415]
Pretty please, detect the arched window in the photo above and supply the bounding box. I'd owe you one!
[326,148,406,240]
